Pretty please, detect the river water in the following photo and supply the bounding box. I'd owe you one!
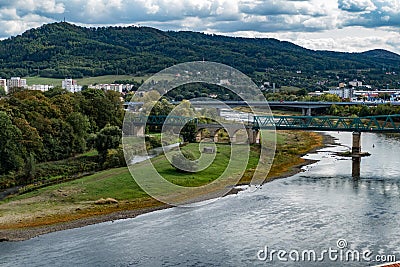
[1,132,400,266]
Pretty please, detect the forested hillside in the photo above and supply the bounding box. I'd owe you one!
[0,22,399,79]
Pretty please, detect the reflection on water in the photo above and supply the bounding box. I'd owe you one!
[1,132,400,266]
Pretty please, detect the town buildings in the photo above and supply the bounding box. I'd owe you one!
[62,78,82,93]
[88,83,135,93]
[7,77,27,90]
[328,87,354,99]
[29,84,54,92]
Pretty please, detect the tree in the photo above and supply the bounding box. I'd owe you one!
[378,93,390,101]
[296,88,307,96]
[321,93,341,102]
[150,98,173,116]
[180,121,197,143]
[95,125,122,162]
[13,117,43,158]
[81,89,124,130]
[0,111,24,174]
[67,112,91,154]
[24,153,36,182]
[0,86,6,96]
[359,105,370,117]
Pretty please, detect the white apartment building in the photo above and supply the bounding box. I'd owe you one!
[329,87,354,99]
[349,80,363,87]
[62,78,82,93]
[88,84,134,93]
[29,84,54,92]
[7,77,27,89]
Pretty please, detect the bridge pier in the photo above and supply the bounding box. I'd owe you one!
[352,157,361,178]
[132,125,145,137]
[247,128,254,144]
[213,131,219,143]
[302,108,312,116]
[255,130,260,144]
[352,132,362,178]
[196,133,202,142]
[352,132,361,154]
[216,108,222,117]
[246,128,260,144]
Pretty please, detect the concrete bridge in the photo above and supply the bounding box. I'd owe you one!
[127,115,260,144]
[196,123,259,144]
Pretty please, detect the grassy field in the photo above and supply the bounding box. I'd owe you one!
[24,75,150,86]
[0,131,323,230]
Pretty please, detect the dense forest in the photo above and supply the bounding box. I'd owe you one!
[0,88,124,186]
[0,22,399,80]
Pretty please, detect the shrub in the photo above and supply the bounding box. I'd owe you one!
[171,150,198,173]
[103,147,126,168]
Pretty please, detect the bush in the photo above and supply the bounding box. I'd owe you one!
[103,147,126,168]
[171,150,198,173]
[145,135,162,150]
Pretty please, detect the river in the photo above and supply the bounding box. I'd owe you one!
[1,132,400,266]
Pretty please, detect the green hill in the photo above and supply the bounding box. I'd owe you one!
[0,22,399,79]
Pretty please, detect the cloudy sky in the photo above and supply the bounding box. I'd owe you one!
[0,0,399,54]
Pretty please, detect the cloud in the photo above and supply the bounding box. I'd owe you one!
[338,0,376,12]
[0,0,399,54]
[0,9,54,37]
[252,26,400,54]
[340,0,400,28]
[239,0,329,16]
[0,0,65,15]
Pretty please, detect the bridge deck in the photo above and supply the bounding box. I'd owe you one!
[253,115,400,132]
[129,114,400,133]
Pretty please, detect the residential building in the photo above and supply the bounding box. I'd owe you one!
[308,91,326,97]
[62,78,82,93]
[29,84,53,92]
[88,84,134,93]
[7,77,27,89]
[329,87,354,99]
[349,80,363,87]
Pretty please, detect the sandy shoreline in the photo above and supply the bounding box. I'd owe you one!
[0,132,335,242]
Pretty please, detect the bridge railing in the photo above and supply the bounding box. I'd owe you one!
[253,114,400,132]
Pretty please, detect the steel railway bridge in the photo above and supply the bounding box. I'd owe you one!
[130,114,400,133]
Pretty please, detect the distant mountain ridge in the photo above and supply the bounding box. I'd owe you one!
[0,22,398,78]
[361,49,400,60]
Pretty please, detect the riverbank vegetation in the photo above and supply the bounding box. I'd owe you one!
[0,130,323,232]
[327,103,400,117]
[0,88,124,188]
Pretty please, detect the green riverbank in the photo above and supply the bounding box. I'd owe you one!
[0,130,324,241]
